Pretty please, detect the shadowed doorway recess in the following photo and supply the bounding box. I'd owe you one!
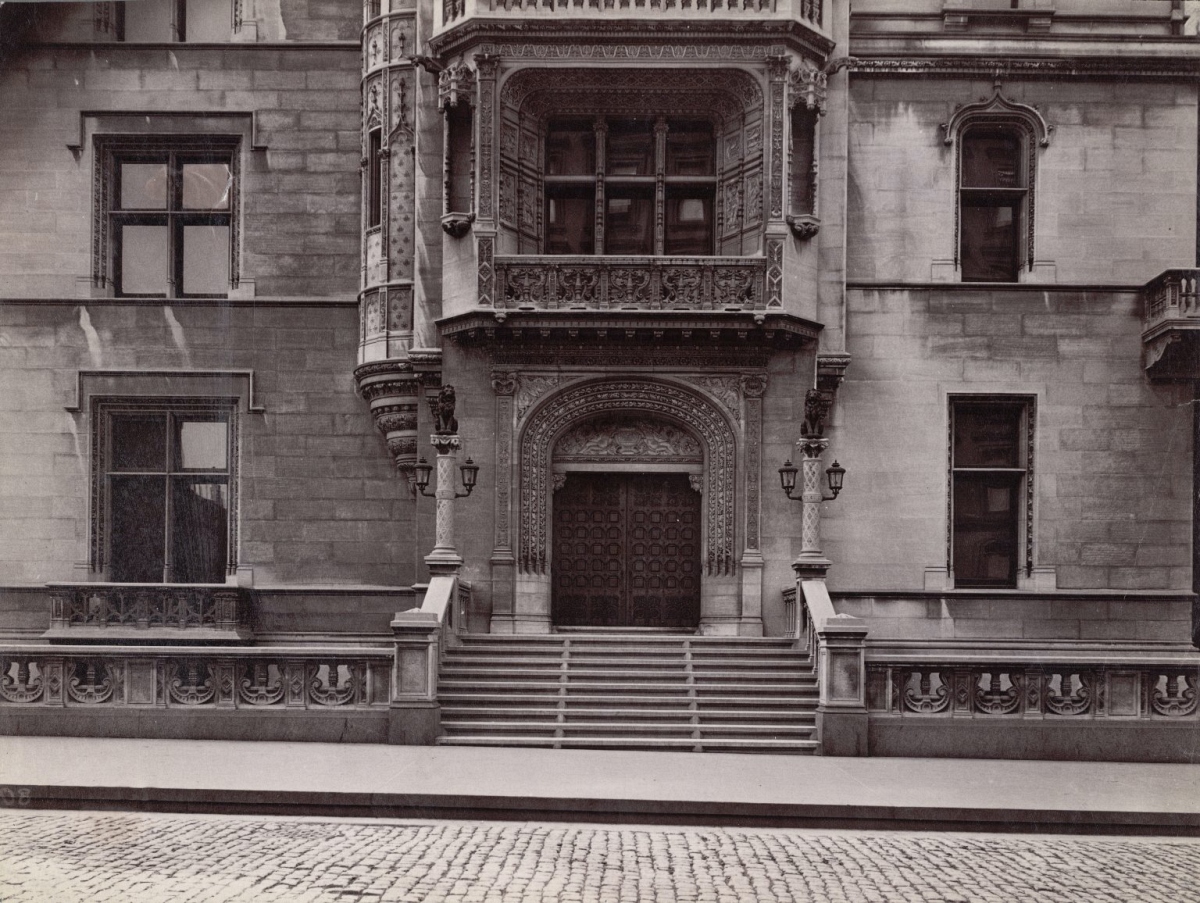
[553,472,701,630]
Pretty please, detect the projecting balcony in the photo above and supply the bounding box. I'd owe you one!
[1141,269,1200,379]
[435,0,825,33]
[439,254,822,347]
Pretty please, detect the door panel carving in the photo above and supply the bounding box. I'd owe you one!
[553,473,700,630]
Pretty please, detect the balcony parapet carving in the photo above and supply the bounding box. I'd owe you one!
[0,644,392,709]
[866,658,1200,721]
[440,0,822,29]
[46,584,253,644]
[495,256,769,314]
[1141,268,1200,379]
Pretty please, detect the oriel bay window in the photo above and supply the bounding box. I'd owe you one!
[109,144,235,297]
[98,400,236,584]
[545,117,716,256]
[950,398,1033,588]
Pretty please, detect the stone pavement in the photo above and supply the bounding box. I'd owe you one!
[1,811,1199,902]
[4,736,1200,833]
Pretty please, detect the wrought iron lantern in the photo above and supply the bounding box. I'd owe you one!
[778,459,846,501]
[460,457,479,495]
[414,456,433,494]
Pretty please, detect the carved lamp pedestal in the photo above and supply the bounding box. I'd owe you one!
[779,390,846,580]
[415,432,478,577]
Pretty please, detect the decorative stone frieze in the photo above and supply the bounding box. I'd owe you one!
[866,663,1200,720]
[47,584,252,642]
[0,648,392,710]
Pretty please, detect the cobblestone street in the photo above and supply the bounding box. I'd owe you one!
[0,811,1197,902]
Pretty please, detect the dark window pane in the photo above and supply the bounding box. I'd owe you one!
[182,224,230,295]
[954,404,1022,468]
[546,123,595,176]
[953,473,1019,587]
[111,413,168,471]
[606,121,654,177]
[666,121,714,177]
[664,193,713,256]
[790,107,817,214]
[182,162,232,209]
[119,163,168,209]
[962,130,1022,188]
[110,475,167,582]
[605,192,654,255]
[545,189,595,255]
[184,0,229,42]
[446,107,473,213]
[119,224,170,295]
[123,0,175,42]
[171,479,228,583]
[961,200,1019,282]
[174,418,228,470]
[368,130,383,228]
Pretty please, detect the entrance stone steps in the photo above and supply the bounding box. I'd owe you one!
[435,634,820,753]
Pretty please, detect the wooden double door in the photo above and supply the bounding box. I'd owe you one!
[553,472,701,630]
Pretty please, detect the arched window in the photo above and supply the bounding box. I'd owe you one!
[943,87,1051,283]
[959,126,1026,282]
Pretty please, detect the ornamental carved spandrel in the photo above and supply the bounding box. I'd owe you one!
[519,380,736,577]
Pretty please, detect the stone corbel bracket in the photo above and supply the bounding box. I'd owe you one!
[816,352,851,395]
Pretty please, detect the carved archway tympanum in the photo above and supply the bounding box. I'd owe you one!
[519,379,737,577]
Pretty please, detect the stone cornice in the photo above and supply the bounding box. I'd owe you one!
[848,41,1200,80]
[428,18,835,62]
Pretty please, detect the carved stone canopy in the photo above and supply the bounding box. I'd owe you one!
[553,414,703,464]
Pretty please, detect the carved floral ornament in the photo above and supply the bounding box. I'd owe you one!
[553,415,703,463]
[439,63,476,110]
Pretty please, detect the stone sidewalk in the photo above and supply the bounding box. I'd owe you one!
[2,811,1199,902]
[3,736,1200,833]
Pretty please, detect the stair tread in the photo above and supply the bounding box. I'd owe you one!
[436,736,819,750]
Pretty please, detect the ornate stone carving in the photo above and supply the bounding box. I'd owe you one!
[801,388,832,438]
[515,375,563,421]
[942,87,1052,148]
[765,239,783,308]
[788,60,827,114]
[767,56,788,221]
[518,380,736,576]
[309,662,360,707]
[477,235,495,307]
[167,659,216,706]
[430,385,459,435]
[902,671,950,714]
[975,672,1022,716]
[1152,672,1198,717]
[491,371,518,396]
[695,376,742,426]
[554,415,702,462]
[0,658,43,704]
[439,64,476,110]
[1046,672,1092,717]
[239,662,285,706]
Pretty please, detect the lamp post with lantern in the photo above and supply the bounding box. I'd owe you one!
[414,385,479,575]
[779,389,846,579]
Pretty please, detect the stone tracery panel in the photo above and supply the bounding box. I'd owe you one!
[519,380,736,577]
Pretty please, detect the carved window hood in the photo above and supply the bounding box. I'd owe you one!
[430,1,832,56]
[1142,269,1200,380]
[438,308,821,347]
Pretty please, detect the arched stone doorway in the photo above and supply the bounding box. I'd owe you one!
[551,415,704,630]
[498,377,743,635]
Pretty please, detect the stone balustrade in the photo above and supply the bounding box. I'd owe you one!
[1142,268,1200,331]
[0,645,392,710]
[46,584,253,642]
[440,0,823,28]
[494,256,767,313]
[867,656,1199,721]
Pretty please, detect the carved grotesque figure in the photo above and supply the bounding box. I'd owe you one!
[432,385,458,435]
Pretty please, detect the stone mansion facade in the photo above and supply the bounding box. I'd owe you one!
[0,0,1198,759]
